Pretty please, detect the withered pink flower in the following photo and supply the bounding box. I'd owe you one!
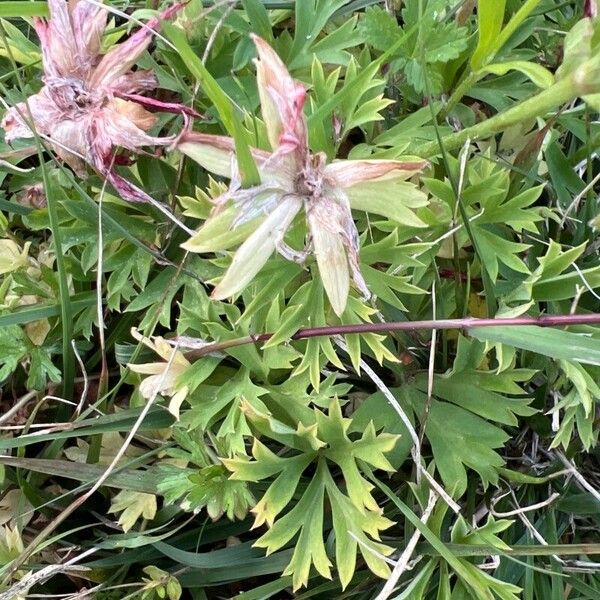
[1,0,195,215]
[176,35,427,316]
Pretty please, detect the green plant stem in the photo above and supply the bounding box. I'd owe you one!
[441,71,479,119]
[419,76,576,157]
[41,176,75,403]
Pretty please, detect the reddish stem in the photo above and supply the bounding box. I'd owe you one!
[185,313,600,361]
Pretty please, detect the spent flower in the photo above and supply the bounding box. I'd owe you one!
[127,328,191,419]
[177,35,427,316]
[1,0,195,216]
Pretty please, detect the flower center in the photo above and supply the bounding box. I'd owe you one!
[296,152,327,200]
[47,77,95,112]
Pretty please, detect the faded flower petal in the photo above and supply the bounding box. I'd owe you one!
[212,195,302,300]
[252,34,307,156]
[176,131,297,190]
[2,88,62,142]
[325,159,429,228]
[168,388,189,421]
[0,239,30,274]
[127,362,166,376]
[308,203,350,317]
[585,0,598,18]
[109,70,158,96]
[89,3,183,89]
[109,98,159,132]
[70,0,108,57]
[177,132,270,178]
[128,328,191,419]
[182,204,263,253]
[51,118,88,175]
[33,0,88,79]
[345,181,428,228]
[118,93,201,118]
[324,159,427,188]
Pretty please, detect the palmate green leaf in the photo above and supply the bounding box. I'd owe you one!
[504,240,600,304]
[356,369,534,496]
[359,232,429,266]
[264,278,342,390]
[256,461,332,590]
[361,3,468,95]
[446,569,521,600]
[451,515,514,553]
[0,324,27,382]
[424,399,507,496]
[323,467,393,587]
[415,370,536,427]
[549,361,600,451]
[263,277,397,388]
[0,324,60,390]
[159,464,255,520]
[290,0,350,62]
[307,14,362,67]
[373,477,521,600]
[308,54,391,156]
[358,6,401,53]
[266,373,352,429]
[475,184,544,232]
[361,265,424,311]
[182,370,268,434]
[223,398,398,589]
[423,21,469,64]
[319,399,397,510]
[341,296,399,370]
[27,346,61,390]
[472,225,531,282]
[237,262,303,336]
[241,0,272,41]
[109,490,157,533]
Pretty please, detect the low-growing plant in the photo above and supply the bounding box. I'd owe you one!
[0,1,599,598]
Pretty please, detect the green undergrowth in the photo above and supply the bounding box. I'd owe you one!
[0,1,599,599]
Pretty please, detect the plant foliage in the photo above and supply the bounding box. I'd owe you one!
[0,1,599,598]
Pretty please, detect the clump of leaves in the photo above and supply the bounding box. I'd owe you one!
[223,398,398,590]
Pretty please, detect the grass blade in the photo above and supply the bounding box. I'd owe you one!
[470,325,600,366]
[0,2,48,18]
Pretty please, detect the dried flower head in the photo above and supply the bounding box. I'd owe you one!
[176,35,427,316]
[1,0,194,210]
